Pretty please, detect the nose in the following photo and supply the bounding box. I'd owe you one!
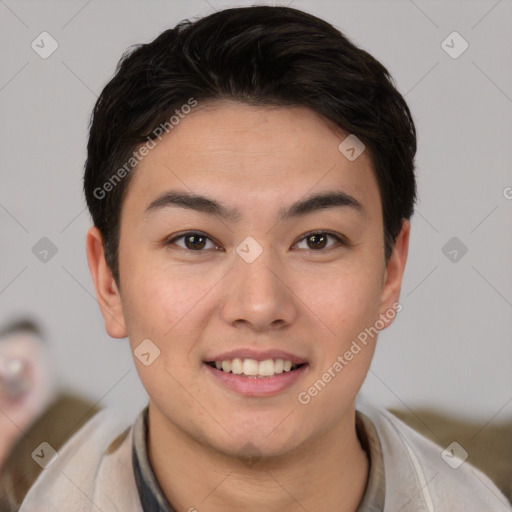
[220,245,298,332]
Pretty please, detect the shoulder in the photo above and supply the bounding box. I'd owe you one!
[19,408,143,512]
[357,399,512,512]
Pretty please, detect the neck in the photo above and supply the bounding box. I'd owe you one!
[147,403,370,512]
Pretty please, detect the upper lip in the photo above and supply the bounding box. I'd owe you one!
[205,348,308,365]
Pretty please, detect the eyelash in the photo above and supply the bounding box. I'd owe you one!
[164,230,349,252]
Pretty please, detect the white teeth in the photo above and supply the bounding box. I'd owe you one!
[231,358,243,375]
[210,357,301,377]
[242,358,259,376]
[258,359,275,376]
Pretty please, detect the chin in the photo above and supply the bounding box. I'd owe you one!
[207,419,307,461]
[213,436,300,464]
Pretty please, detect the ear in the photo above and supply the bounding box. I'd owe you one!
[379,219,410,326]
[85,226,127,338]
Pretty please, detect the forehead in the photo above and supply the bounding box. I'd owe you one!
[121,100,381,221]
[0,333,41,357]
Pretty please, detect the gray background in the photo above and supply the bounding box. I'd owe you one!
[1,0,511,426]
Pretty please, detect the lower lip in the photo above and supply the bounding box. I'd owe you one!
[204,363,308,397]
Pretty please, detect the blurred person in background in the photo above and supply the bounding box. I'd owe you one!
[0,318,99,511]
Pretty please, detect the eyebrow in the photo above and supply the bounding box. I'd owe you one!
[144,189,364,223]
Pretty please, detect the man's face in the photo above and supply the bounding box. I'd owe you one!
[88,100,408,458]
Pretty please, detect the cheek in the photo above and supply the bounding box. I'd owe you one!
[295,269,382,429]
[120,244,185,334]
[120,261,217,372]
[120,268,204,416]
[303,260,384,342]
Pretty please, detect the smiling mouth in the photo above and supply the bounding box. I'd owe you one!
[205,358,306,378]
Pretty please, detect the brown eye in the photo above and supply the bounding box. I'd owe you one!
[294,231,346,251]
[306,233,328,249]
[166,232,218,251]
[184,234,207,250]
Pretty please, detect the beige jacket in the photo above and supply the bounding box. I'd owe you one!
[18,401,512,511]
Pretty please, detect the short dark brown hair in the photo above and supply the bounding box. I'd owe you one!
[84,5,417,286]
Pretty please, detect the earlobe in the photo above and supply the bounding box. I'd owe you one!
[85,226,127,339]
[379,220,410,325]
